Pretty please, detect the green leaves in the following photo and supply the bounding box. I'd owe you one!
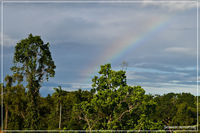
[53,86,65,104]
[3,38,198,131]
[3,74,27,130]
[134,114,163,130]
[11,34,56,129]
[12,33,56,83]
[92,63,126,92]
[75,64,163,130]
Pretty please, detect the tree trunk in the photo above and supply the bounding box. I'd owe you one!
[59,103,62,129]
[4,104,8,131]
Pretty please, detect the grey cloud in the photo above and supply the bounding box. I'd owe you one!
[2,3,198,96]
[164,47,195,56]
[129,63,196,74]
[3,3,172,46]
[141,0,197,11]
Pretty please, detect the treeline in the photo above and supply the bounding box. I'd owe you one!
[1,65,199,131]
[0,34,199,131]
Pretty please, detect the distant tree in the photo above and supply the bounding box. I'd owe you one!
[3,74,26,130]
[153,93,197,129]
[11,34,56,129]
[172,93,196,126]
[154,93,177,126]
[4,75,13,130]
[38,94,53,129]
[172,102,196,126]
[66,90,93,130]
[53,86,64,129]
[120,61,128,71]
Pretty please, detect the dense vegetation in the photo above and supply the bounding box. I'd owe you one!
[0,34,199,132]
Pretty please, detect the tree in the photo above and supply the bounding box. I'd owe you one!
[91,63,126,92]
[11,34,56,129]
[3,74,26,130]
[53,86,64,129]
[120,61,128,71]
[4,75,13,130]
[66,90,93,130]
[153,93,177,126]
[74,64,163,131]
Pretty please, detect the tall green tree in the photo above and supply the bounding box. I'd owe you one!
[11,34,56,129]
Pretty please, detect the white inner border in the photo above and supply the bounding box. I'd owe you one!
[0,0,199,132]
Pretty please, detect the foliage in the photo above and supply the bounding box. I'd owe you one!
[11,34,56,129]
[0,34,198,131]
[73,64,164,131]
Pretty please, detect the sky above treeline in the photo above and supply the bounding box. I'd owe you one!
[1,1,199,96]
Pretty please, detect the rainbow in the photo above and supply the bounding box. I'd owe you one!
[80,15,173,84]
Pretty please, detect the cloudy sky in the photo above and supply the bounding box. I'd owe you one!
[0,0,199,96]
